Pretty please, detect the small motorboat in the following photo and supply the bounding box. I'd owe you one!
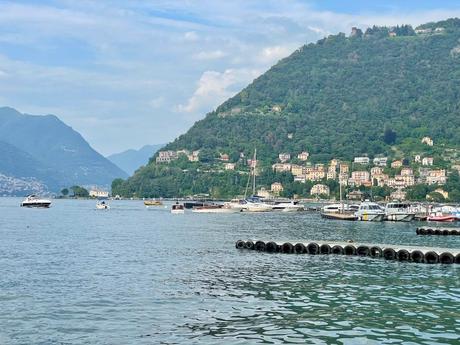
[427,214,456,222]
[96,201,110,210]
[20,195,51,208]
[144,199,163,207]
[171,202,185,214]
[271,201,304,212]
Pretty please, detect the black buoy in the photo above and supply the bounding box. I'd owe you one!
[455,253,460,264]
[434,229,441,235]
[320,244,331,255]
[294,243,306,254]
[281,242,294,254]
[370,246,382,258]
[356,246,370,257]
[426,228,434,235]
[415,227,420,235]
[425,251,439,264]
[397,249,410,262]
[254,240,266,252]
[383,248,396,260]
[245,240,254,250]
[442,230,449,236]
[265,241,278,253]
[307,242,319,255]
[344,245,356,256]
[331,245,344,255]
[236,240,245,249]
[452,230,458,236]
[410,250,424,263]
[439,252,454,264]
[419,228,427,235]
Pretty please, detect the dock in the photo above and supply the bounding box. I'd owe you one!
[236,239,460,264]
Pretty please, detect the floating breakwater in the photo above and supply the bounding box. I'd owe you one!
[416,227,460,236]
[236,240,460,264]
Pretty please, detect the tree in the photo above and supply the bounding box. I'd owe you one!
[61,188,69,196]
[383,128,397,145]
[71,185,89,198]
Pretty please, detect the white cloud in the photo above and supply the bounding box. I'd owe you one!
[258,45,293,64]
[177,68,260,114]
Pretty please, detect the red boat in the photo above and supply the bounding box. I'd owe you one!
[427,215,456,222]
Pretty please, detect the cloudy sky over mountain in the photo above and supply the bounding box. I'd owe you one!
[1,0,460,154]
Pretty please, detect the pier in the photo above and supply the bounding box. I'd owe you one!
[236,240,460,264]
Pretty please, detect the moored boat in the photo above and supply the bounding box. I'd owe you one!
[321,212,357,221]
[355,201,385,222]
[427,214,456,222]
[20,195,51,208]
[192,204,242,213]
[271,200,304,212]
[171,203,185,214]
[384,202,415,222]
[144,199,163,206]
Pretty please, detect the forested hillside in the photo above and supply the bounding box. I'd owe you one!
[113,19,460,199]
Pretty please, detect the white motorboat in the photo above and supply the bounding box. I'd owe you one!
[355,201,385,221]
[243,196,273,212]
[322,203,359,213]
[226,199,248,211]
[20,195,51,208]
[171,203,185,214]
[272,201,304,212]
[96,201,110,210]
[384,202,415,221]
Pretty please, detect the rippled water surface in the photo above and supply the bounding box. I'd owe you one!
[0,198,459,344]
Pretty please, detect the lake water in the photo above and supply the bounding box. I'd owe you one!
[0,198,459,344]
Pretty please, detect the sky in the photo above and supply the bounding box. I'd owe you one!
[1,1,460,155]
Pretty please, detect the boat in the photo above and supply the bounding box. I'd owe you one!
[321,212,357,221]
[355,201,385,221]
[320,184,357,220]
[96,201,110,210]
[241,149,273,213]
[226,199,249,211]
[271,200,304,212]
[192,204,242,213]
[384,202,415,222]
[427,214,456,222]
[244,196,273,212]
[20,194,51,208]
[144,199,163,207]
[171,202,185,214]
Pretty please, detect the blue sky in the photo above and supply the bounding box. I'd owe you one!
[0,0,459,155]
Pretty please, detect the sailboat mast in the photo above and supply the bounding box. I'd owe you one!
[252,149,257,195]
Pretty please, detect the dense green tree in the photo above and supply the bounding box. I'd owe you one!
[61,188,69,196]
[71,185,89,198]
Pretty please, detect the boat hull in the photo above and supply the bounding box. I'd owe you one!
[21,202,51,208]
[427,215,456,222]
[321,212,357,221]
[384,213,415,222]
[357,213,384,222]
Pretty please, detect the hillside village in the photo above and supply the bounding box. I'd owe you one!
[154,136,459,201]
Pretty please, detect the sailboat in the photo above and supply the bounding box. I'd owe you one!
[320,182,357,220]
[241,149,273,212]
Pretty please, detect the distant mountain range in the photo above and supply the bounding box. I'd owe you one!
[107,144,164,175]
[0,107,127,195]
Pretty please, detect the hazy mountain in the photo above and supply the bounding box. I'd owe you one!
[0,107,128,194]
[107,144,164,175]
[113,18,460,198]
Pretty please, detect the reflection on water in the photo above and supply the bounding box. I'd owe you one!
[0,198,458,344]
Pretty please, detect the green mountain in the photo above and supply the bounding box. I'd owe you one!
[113,19,460,199]
[0,107,128,194]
